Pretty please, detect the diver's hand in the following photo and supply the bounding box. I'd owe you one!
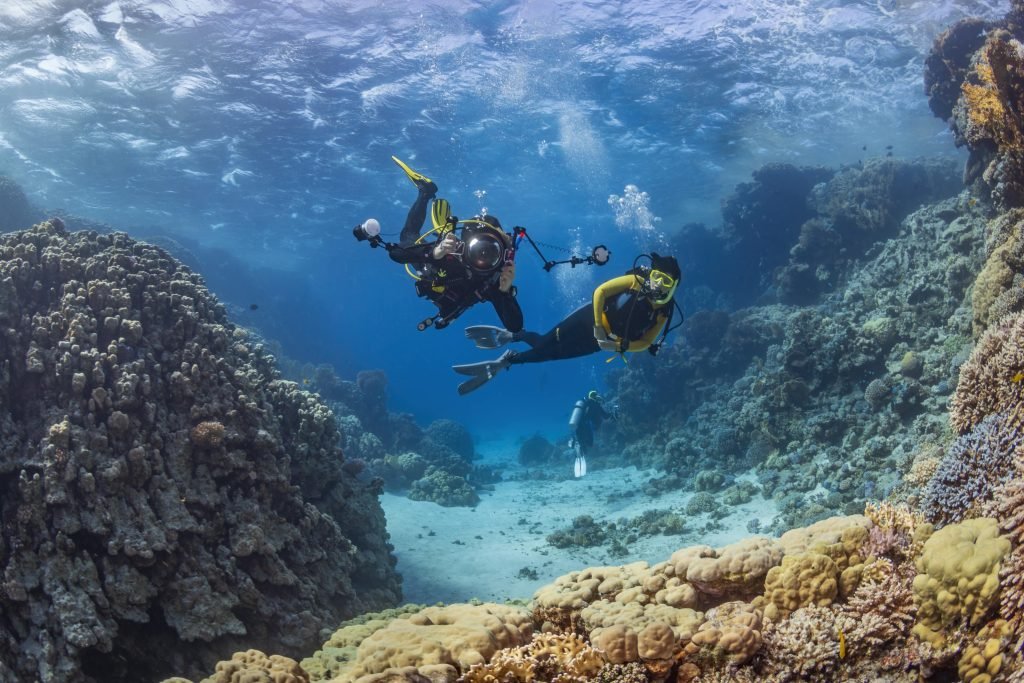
[432,233,460,259]
[498,263,515,292]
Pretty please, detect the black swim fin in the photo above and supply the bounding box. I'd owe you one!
[464,325,515,349]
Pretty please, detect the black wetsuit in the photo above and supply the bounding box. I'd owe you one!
[387,190,523,331]
[510,287,665,365]
[573,397,610,455]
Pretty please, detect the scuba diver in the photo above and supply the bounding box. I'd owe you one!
[568,390,615,478]
[353,157,522,332]
[451,252,682,395]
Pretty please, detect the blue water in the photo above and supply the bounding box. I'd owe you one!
[0,0,1008,433]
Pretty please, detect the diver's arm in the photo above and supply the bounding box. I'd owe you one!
[591,275,637,332]
[491,290,524,333]
[387,242,435,265]
[625,313,668,352]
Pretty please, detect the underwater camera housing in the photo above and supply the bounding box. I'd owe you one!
[353,218,384,247]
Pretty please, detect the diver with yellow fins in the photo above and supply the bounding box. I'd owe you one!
[452,253,683,395]
[353,157,522,332]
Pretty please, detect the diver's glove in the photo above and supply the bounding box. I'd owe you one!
[432,233,460,259]
[594,325,620,352]
[498,262,515,293]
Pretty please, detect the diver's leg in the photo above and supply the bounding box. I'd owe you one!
[577,422,594,454]
[399,186,437,247]
[510,305,596,364]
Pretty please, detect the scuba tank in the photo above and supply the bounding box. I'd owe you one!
[569,399,587,428]
[569,399,588,478]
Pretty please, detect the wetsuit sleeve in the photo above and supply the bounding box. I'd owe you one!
[592,275,637,332]
[387,242,435,265]
[491,290,524,332]
[626,311,668,352]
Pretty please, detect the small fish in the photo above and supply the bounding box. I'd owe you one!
[861,144,867,151]
[885,144,893,150]
[249,303,259,310]
[838,628,847,659]
[886,151,893,157]
[302,378,312,385]
[1011,371,1024,383]
[968,198,978,207]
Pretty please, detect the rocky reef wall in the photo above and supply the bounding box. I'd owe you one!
[0,221,400,683]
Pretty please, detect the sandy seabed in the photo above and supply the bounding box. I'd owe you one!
[381,435,777,604]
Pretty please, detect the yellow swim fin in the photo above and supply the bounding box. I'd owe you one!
[431,198,452,231]
[392,155,433,188]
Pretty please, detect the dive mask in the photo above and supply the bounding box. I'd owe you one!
[647,269,678,304]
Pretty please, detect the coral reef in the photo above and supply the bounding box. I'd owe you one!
[922,407,1024,524]
[285,362,486,507]
[612,186,986,534]
[950,311,1024,434]
[0,221,400,682]
[0,174,41,232]
[718,163,835,306]
[911,518,1010,648]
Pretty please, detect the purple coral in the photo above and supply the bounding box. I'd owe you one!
[922,409,1023,524]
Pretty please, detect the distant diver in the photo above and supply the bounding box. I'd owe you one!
[352,157,522,332]
[568,390,616,478]
[453,252,683,395]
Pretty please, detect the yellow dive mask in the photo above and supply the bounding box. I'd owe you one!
[647,269,678,304]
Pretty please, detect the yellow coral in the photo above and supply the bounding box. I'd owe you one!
[682,601,763,667]
[957,619,1013,683]
[580,599,703,641]
[531,563,647,631]
[762,552,840,621]
[971,217,1024,336]
[912,518,1011,648]
[671,536,783,600]
[590,624,638,665]
[963,59,1006,134]
[201,649,309,683]
[636,622,678,661]
[336,604,533,680]
[776,515,872,558]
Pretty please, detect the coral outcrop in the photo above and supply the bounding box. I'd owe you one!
[293,363,485,507]
[0,221,400,683]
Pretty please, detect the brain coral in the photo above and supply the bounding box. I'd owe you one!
[0,221,399,682]
[950,311,1024,434]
